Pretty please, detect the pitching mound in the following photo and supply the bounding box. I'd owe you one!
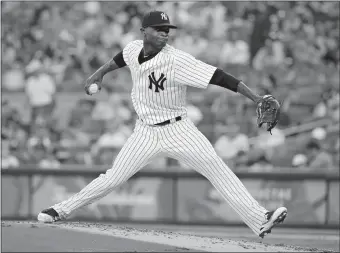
[1,221,335,252]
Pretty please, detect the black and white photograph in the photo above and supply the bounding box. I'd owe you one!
[1,1,339,252]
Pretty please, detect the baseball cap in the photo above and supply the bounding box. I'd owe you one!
[142,11,177,29]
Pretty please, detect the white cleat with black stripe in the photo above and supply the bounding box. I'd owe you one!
[259,207,287,238]
[37,208,61,223]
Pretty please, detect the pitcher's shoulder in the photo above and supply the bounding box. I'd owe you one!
[124,40,143,50]
[130,40,143,46]
[163,45,194,60]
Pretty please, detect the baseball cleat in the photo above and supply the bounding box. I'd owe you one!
[259,207,287,238]
[37,208,61,223]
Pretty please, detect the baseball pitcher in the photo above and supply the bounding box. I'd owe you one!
[38,11,286,238]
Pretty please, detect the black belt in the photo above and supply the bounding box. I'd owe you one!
[154,116,182,126]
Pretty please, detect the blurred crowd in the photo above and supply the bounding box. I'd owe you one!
[2,1,339,173]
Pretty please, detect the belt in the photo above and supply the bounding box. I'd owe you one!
[154,116,182,126]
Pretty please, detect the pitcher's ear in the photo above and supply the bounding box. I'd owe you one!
[140,27,145,33]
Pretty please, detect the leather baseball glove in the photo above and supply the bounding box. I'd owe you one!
[256,95,280,135]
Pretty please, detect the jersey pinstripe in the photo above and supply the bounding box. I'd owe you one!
[123,40,216,125]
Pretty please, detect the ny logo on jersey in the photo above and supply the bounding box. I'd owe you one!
[148,72,166,93]
[161,13,168,20]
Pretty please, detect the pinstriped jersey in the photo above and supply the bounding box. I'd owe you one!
[123,40,217,125]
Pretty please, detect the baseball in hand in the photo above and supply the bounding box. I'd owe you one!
[88,83,99,94]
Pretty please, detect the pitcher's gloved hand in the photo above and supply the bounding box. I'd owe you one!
[256,95,281,135]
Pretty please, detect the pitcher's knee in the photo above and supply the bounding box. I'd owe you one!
[197,153,223,166]
[100,167,131,187]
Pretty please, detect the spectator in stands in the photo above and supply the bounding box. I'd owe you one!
[68,99,102,143]
[90,97,116,122]
[6,117,29,154]
[26,140,49,165]
[258,72,277,94]
[84,1,101,16]
[247,2,271,62]
[39,148,60,169]
[252,36,286,71]
[291,153,308,171]
[26,133,51,162]
[91,89,131,122]
[210,92,231,124]
[214,124,250,163]
[311,127,327,142]
[1,99,12,119]
[101,16,123,48]
[249,126,285,164]
[2,103,29,153]
[313,87,340,121]
[74,149,94,165]
[56,148,81,165]
[313,96,328,119]
[68,99,95,127]
[25,57,57,122]
[93,117,132,152]
[253,126,285,150]
[220,28,250,66]
[305,139,334,172]
[2,64,25,91]
[248,154,274,173]
[1,136,20,169]
[58,129,76,149]
[27,121,53,150]
[322,37,339,66]
[189,30,209,59]
[94,147,116,165]
[233,149,256,171]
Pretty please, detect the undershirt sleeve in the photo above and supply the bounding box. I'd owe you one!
[209,68,240,92]
[113,51,127,68]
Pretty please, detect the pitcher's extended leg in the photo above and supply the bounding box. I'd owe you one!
[161,119,283,236]
[39,124,160,220]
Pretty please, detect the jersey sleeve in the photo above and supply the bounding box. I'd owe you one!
[174,51,217,89]
[122,42,132,66]
[122,40,143,67]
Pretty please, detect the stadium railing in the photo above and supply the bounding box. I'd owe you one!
[2,166,339,229]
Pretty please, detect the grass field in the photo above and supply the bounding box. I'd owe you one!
[2,221,338,252]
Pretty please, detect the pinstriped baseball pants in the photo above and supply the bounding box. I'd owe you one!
[53,117,268,235]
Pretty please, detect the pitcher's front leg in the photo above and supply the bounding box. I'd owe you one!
[37,126,160,222]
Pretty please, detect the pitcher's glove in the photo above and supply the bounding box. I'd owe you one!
[256,95,280,135]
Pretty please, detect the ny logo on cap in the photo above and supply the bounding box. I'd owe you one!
[161,13,168,20]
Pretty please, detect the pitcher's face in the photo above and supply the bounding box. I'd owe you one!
[143,26,170,50]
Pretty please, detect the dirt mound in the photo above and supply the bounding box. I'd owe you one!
[2,221,335,252]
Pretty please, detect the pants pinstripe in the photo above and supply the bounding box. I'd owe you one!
[53,118,267,235]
